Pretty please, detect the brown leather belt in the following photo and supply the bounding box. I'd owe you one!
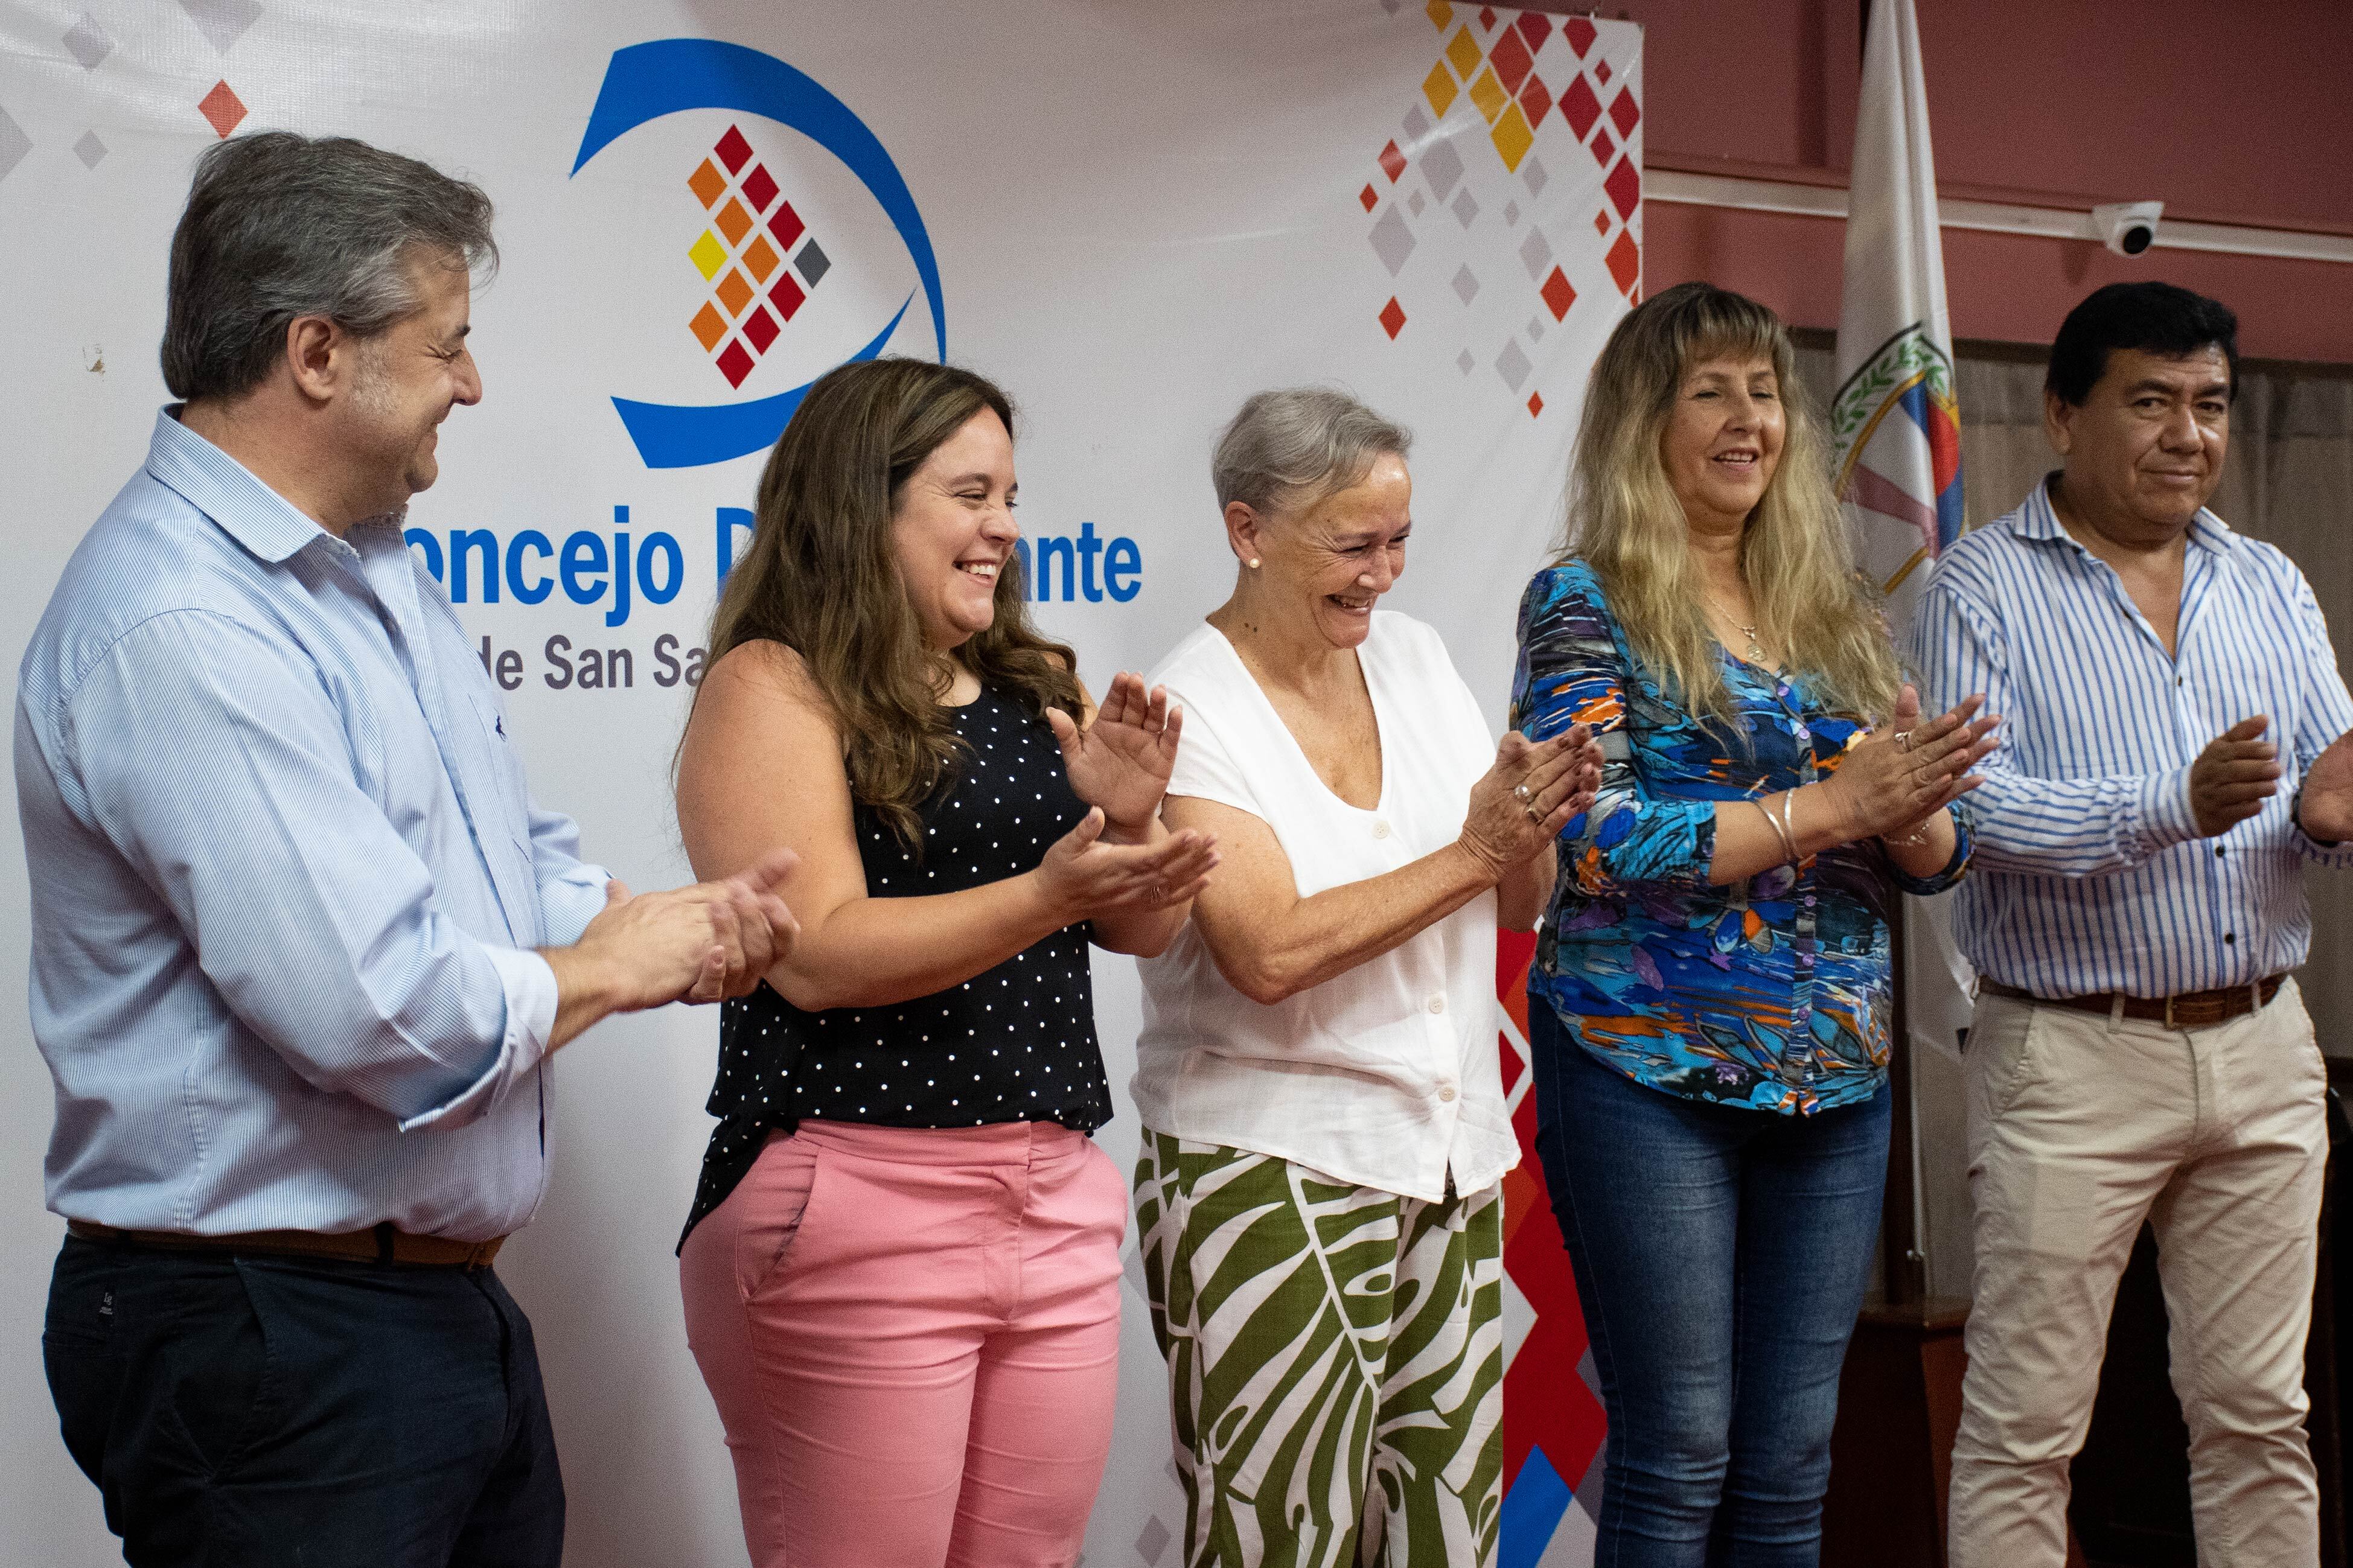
[66,1219,504,1270]
[1980,974,2285,1031]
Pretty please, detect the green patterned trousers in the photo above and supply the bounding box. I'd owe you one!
[1134,1130,1504,1568]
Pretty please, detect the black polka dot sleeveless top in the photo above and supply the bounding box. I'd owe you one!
[681,684,1113,1245]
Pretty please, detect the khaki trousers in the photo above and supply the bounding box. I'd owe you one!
[1948,980,2328,1568]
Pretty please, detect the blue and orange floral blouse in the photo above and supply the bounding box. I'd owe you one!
[1510,560,1971,1115]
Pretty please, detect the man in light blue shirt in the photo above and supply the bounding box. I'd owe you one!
[21,132,795,1567]
[1912,282,2353,1568]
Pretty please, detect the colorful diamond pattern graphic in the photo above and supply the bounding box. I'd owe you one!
[685,124,826,387]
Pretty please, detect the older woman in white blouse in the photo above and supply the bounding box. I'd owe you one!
[1132,388,1602,1568]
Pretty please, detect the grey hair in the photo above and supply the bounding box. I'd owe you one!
[1211,387,1412,517]
[162,132,497,403]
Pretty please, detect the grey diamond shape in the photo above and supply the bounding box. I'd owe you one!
[74,130,106,168]
[1503,199,1521,228]
[1135,1515,1172,1564]
[63,13,112,70]
[1496,340,1533,392]
[1381,0,1406,11]
[179,0,261,54]
[1451,264,1480,305]
[1406,188,1425,217]
[1522,153,1550,197]
[1402,103,1431,141]
[0,106,30,186]
[1368,206,1414,277]
[1450,187,1478,229]
[1519,225,1554,282]
[1528,312,1548,343]
[1457,348,1475,375]
[794,238,831,286]
[1420,136,1464,202]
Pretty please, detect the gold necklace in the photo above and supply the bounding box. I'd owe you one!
[1709,596,1771,666]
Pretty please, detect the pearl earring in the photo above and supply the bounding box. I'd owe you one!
[1247,558,1261,569]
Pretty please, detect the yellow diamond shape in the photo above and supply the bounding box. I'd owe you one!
[1467,64,1507,124]
[688,230,727,281]
[1445,24,1481,80]
[1490,101,1535,171]
[1423,60,1460,117]
[1425,0,1451,28]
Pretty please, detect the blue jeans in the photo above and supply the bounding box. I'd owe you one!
[1529,999,1891,1567]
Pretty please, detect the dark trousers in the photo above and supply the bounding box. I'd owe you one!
[1530,1000,1892,1567]
[43,1235,564,1567]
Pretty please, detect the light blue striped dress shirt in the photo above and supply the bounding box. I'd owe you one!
[16,410,608,1242]
[1909,476,2353,999]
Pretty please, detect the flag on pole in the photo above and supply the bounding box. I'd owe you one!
[1831,0,1962,622]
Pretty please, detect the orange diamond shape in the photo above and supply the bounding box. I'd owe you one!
[741,233,781,283]
[1606,231,1641,299]
[688,159,727,209]
[715,269,755,317]
[1378,298,1406,339]
[198,80,246,139]
[714,197,753,247]
[1541,265,1577,320]
[689,301,728,352]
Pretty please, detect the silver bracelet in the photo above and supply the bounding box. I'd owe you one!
[1752,795,1798,865]
[1775,788,1802,865]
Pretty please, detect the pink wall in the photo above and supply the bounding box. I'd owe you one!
[1540,0,2353,359]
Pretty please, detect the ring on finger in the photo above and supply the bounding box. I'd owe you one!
[1522,803,1542,823]
[1513,783,1531,802]
[1893,730,1914,753]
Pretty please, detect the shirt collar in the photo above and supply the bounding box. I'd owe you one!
[141,406,359,564]
[2013,471,2229,557]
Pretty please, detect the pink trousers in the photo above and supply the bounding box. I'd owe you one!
[678,1118,1127,1567]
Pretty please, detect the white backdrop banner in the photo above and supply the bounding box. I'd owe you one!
[0,3,1639,1563]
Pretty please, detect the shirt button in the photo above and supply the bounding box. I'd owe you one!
[1428,994,1446,1015]
[1438,1085,1457,1102]
[2215,846,2227,859]
[1373,820,1392,839]
[2224,932,2237,945]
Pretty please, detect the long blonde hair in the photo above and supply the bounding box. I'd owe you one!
[1560,281,1900,728]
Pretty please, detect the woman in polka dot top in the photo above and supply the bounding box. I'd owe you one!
[671,359,1218,1567]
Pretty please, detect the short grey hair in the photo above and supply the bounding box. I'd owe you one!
[162,132,497,403]
[1211,387,1412,517]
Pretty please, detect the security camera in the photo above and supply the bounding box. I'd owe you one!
[2092,201,2163,257]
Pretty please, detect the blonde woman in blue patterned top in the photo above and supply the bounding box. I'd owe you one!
[1509,282,1998,1564]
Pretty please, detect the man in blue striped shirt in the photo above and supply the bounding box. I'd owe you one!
[1913,281,2353,1568]
[19,134,796,1566]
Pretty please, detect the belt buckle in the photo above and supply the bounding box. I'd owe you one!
[2163,992,2179,1031]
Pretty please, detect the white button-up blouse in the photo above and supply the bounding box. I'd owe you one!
[1132,613,1519,1202]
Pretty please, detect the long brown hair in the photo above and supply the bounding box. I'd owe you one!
[1560,281,1900,728]
[704,357,1081,849]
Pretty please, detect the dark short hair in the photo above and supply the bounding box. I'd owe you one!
[2046,282,2239,407]
[162,132,496,402]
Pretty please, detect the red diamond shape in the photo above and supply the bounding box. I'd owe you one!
[1606,229,1642,299]
[1489,26,1533,94]
[1541,266,1577,321]
[1519,74,1553,126]
[1594,208,1612,236]
[714,125,753,173]
[1517,13,1553,49]
[1595,59,1612,86]
[770,200,806,251]
[770,274,807,321]
[1560,74,1603,140]
[741,303,781,354]
[1605,155,1640,218]
[198,80,246,139]
[1359,183,1379,213]
[1566,16,1597,55]
[1378,297,1406,340]
[1480,5,1497,29]
[715,339,756,387]
[1590,126,1617,168]
[1528,390,1545,418]
[1378,139,1406,183]
[1609,86,1641,139]
[741,164,780,213]
[1500,1033,1525,1093]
